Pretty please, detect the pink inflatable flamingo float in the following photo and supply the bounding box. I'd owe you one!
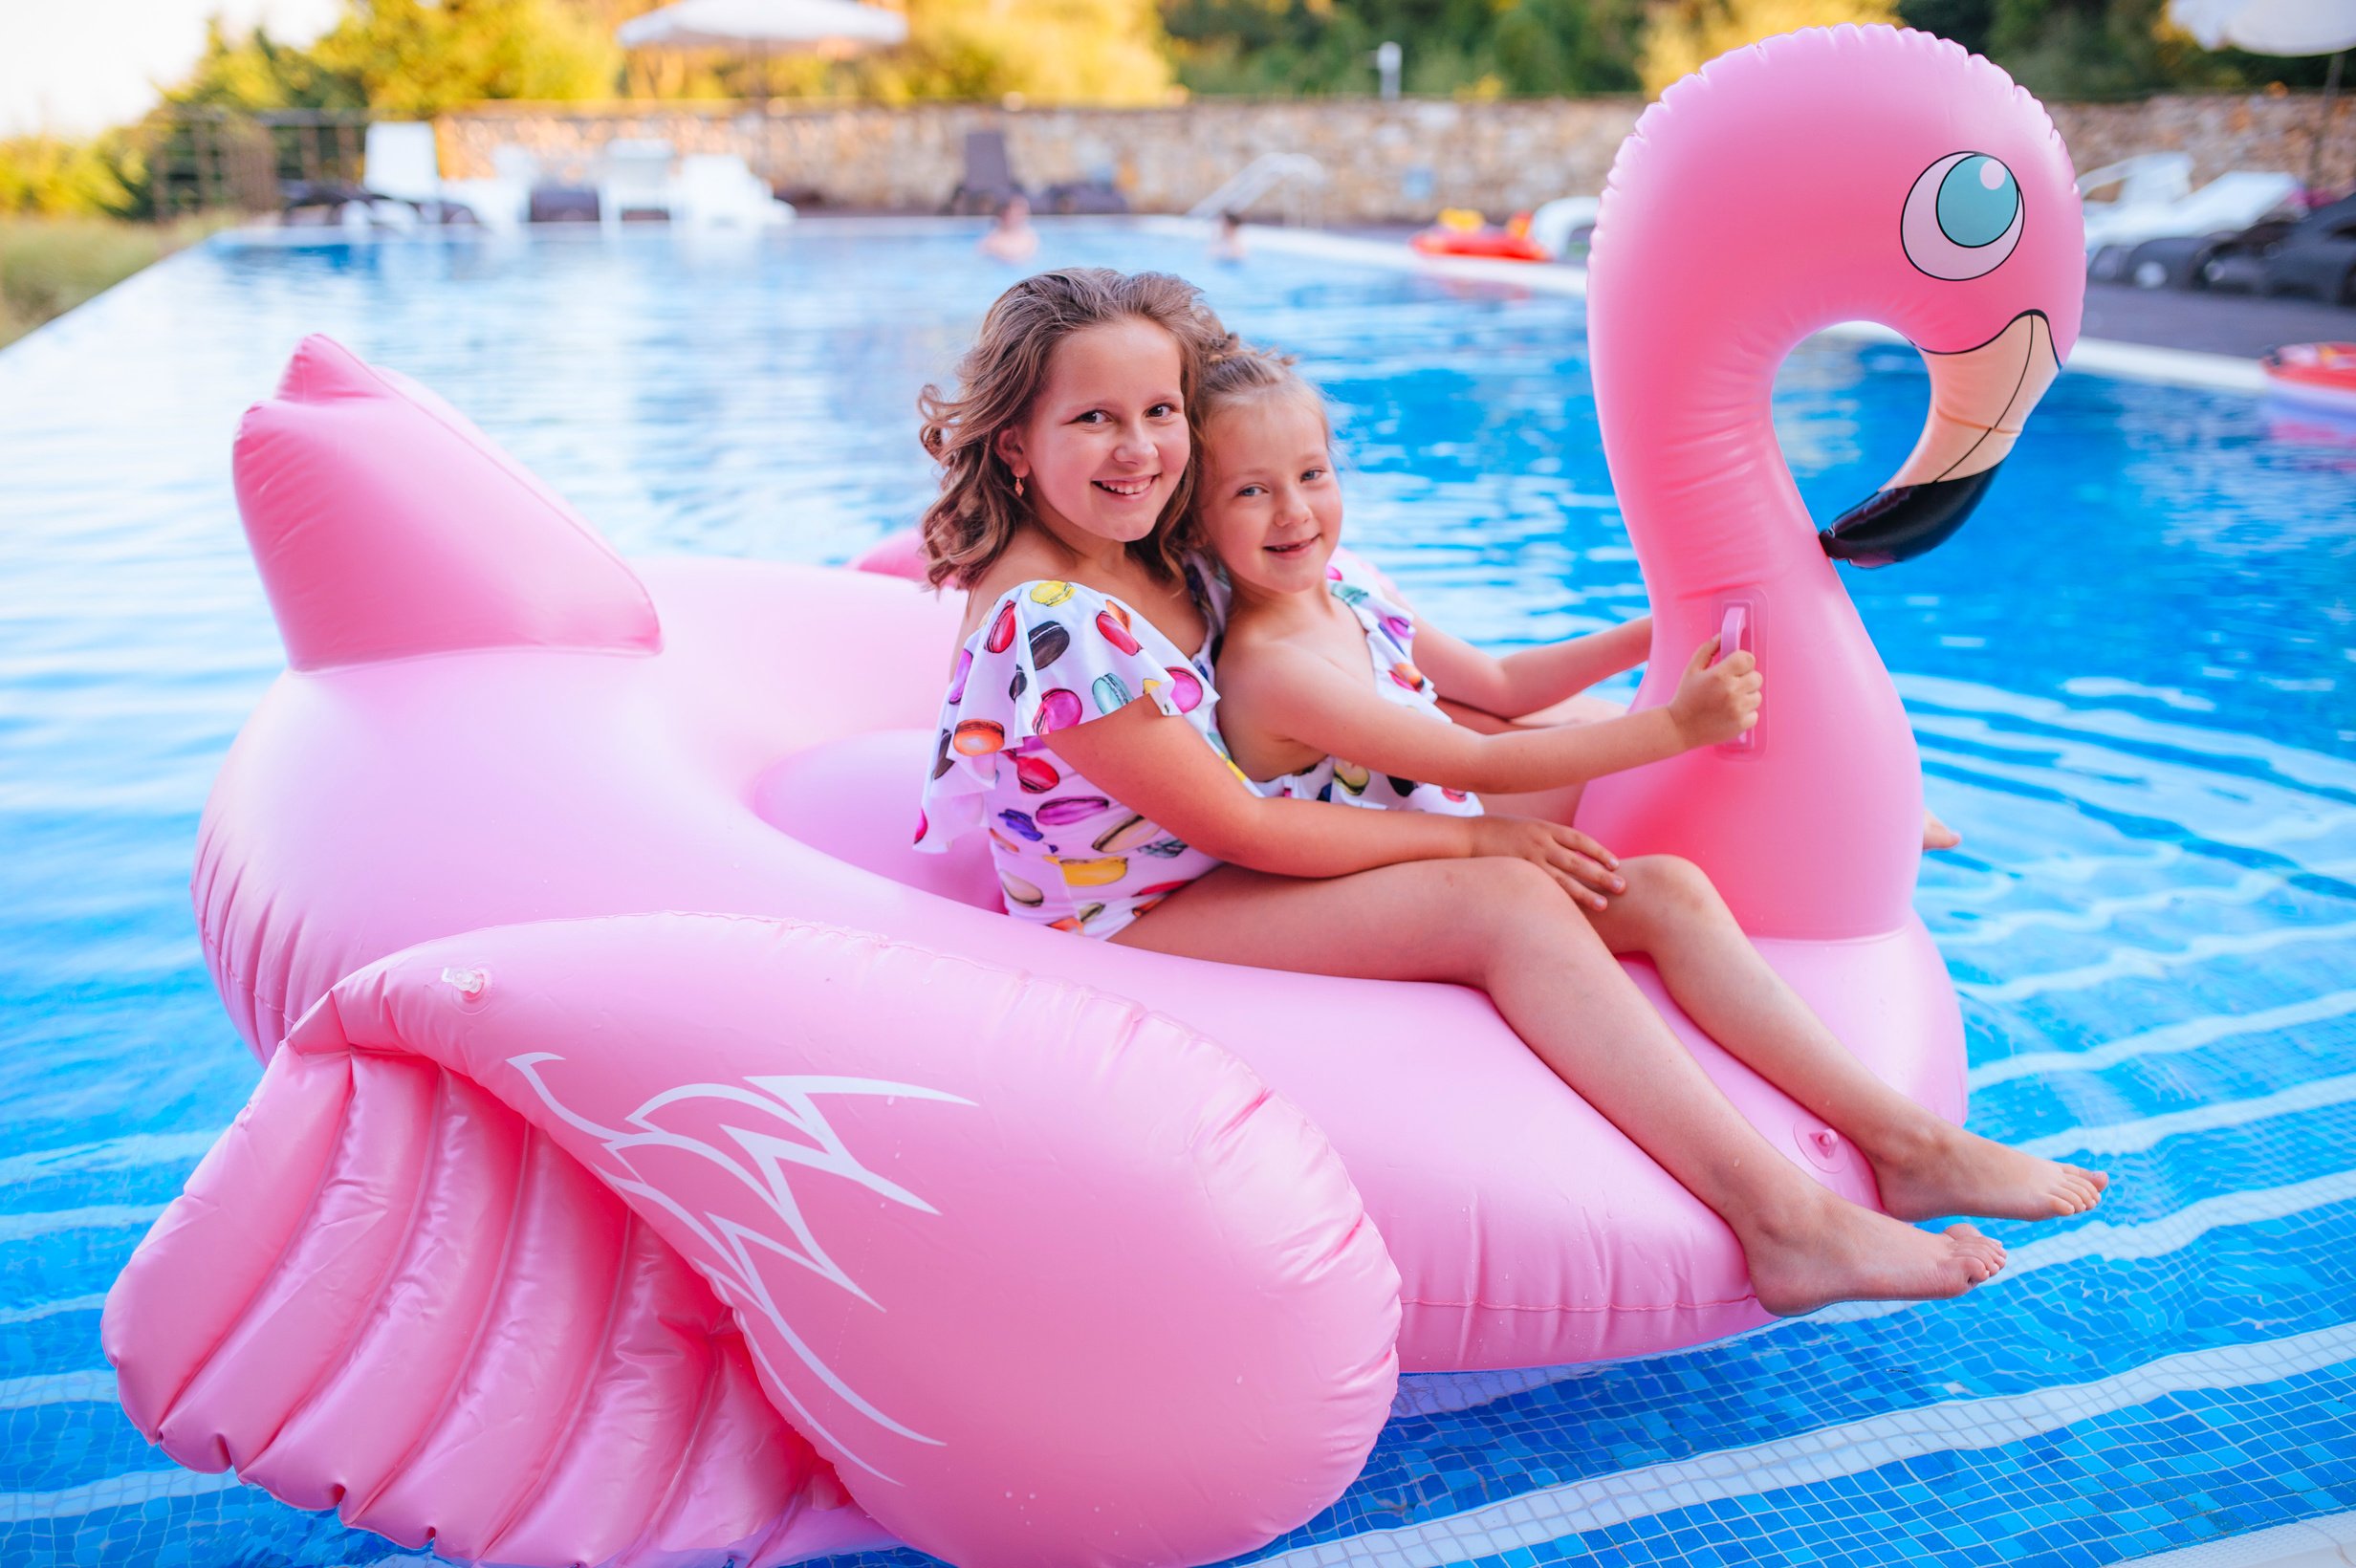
[103,28,2083,1568]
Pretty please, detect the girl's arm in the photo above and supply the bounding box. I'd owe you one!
[1044,704,1626,907]
[1223,636,1757,798]
[1412,616,1652,721]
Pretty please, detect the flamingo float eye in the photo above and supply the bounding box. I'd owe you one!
[1902,152,2022,280]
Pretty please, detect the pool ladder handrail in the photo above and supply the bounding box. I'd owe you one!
[1189,153,1328,229]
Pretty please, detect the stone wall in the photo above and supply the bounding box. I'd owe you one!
[438,91,2351,223]
[2050,94,2351,194]
[438,98,1640,221]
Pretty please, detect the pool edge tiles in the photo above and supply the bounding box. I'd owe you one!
[2115,1509,2356,1565]
[1218,218,2273,396]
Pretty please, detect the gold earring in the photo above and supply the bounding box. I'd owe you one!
[1014,474,1025,498]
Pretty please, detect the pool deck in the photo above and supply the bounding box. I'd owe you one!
[2080,281,2356,359]
[1291,217,2356,389]
[1200,218,2356,396]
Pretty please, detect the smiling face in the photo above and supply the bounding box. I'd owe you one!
[993,318,1189,551]
[1196,388,1342,602]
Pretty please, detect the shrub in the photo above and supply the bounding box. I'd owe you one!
[0,217,221,349]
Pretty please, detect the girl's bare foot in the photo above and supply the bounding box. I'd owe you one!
[1742,1188,2004,1317]
[1866,1118,2108,1223]
[1923,809,1961,851]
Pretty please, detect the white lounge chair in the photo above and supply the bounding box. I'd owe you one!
[2076,152,2194,210]
[441,144,535,233]
[600,140,679,232]
[363,122,441,206]
[2083,168,2301,258]
[676,154,796,230]
[357,121,447,229]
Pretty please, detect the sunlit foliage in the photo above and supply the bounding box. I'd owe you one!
[313,0,623,115]
[863,0,1178,105]
[0,134,146,217]
[1638,0,1898,97]
[1160,0,1644,96]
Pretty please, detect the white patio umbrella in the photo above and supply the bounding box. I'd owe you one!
[2169,0,2356,189]
[619,0,907,106]
[617,0,907,55]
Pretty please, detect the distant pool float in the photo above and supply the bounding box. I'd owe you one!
[2261,341,2356,419]
[103,27,2082,1568]
[1410,207,1553,261]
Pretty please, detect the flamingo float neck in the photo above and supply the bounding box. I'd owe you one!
[1574,27,2083,939]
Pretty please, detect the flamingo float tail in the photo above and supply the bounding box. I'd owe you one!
[235,334,662,671]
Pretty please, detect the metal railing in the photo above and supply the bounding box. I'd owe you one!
[147,109,378,216]
[1187,152,1326,228]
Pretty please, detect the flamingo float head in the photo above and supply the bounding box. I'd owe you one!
[1578,28,2086,937]
[1589,25,2083,579]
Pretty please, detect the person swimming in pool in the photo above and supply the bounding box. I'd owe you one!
[978,194,1039,265]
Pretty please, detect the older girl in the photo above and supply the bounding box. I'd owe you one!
[915,269,2019,1317]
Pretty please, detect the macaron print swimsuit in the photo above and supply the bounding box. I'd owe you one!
[915,557,1248,938]
[1254,553,1484,818]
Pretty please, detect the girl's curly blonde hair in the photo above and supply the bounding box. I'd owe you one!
[917,268,1229,590]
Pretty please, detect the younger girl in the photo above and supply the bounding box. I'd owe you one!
[916,269,2072,1317]
[1186,339,2105,1209]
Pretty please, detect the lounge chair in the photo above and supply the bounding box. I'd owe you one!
[599,139,679,232]
[676,154,796,229]
[2083,168,2301,268]
[360,121,475,227]
[1043,166,1128,215]
[2076,153,2194,211]
[944,129,1029,217]
[2188,192,2356,303]
[439,144,535,233]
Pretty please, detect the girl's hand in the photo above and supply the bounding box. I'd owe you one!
[1668,638,1762,750]
[1468,816,1625,909]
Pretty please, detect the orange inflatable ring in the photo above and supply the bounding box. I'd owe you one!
[1410,226,1553,262]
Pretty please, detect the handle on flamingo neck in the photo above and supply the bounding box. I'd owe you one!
[1712,600,1757,755]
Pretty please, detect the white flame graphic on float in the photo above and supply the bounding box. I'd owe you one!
[507,1053,975,1483]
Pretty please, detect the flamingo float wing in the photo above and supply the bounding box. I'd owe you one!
[101,1045,863,1567]
[112,912,1402,1568]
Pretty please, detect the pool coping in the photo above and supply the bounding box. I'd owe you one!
[2116,1509,2356,1566]
[197,212,2271,397]
[1168,217,2273,397]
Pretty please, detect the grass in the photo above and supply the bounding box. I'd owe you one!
[0,215,230,349]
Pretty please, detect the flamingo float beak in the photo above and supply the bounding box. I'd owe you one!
[1819,310,2062,567]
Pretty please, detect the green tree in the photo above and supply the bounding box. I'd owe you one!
[855,0,1177,105]
[1494,0,1644,94]
[1159,0,1647,96]
[1901,0,2338,96]
[1639,0,1899,95]
[312,0,623,115]
[163,17,366,111]
[0,133,147,217]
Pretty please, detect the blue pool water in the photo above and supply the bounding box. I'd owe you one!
[2,220,2352,1567]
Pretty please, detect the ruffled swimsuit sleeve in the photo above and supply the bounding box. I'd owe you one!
[914,579,1222,853]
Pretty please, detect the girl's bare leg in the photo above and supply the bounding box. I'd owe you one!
[1115,859,2005,1316]
[1589,857,2107,1222]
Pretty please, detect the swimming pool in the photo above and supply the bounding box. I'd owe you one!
[1,219,2351,1567]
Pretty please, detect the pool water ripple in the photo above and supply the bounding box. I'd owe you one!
[1,225,2351,1568]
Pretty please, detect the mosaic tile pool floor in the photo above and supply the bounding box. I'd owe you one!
[2,222,2352,1566]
